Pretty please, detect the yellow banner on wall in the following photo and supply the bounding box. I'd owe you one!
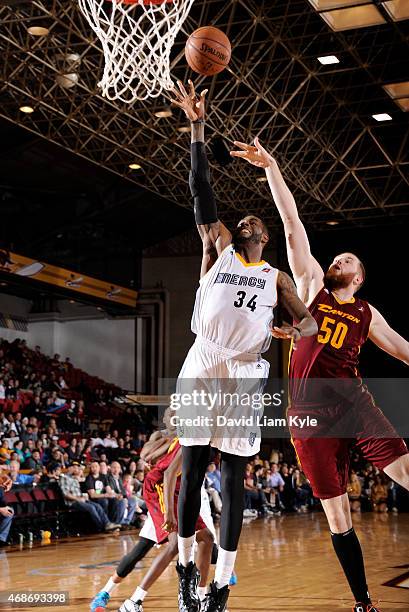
[0,249,137,308]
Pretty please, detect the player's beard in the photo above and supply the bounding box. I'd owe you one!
[324,268,356,290]
[232,228,262,247]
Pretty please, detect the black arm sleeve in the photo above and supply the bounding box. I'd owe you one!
[189,141,218,225]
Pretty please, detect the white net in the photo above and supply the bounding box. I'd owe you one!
[78,0,195,102]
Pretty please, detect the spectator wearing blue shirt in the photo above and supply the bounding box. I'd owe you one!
[205,463,222,514]
[266,464,285,490]
[206,463,221,492]
[9,460,36,486]
[0,480,14,547]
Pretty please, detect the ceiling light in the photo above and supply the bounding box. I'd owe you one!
[382,0,409,21]
[395,98,409,112]
[383,82,409,99]
[177,126,191,133]
[129,163,142,170]
[257,176,268,182]
[372,113,392,121]
[326,220,339,226]
[320,5,385,31]
[309,0,370,8]
[19,105,34,114]
[28,26,50,36]
[154,106,173,118]
[56,73,79,89]
[318,55,340,65]
[56,53,81,67]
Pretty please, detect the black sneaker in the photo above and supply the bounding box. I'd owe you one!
[354,604,381,612]
[201,582,229,612]
[176,561,201,612]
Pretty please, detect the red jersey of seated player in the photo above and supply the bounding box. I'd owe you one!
[287,287,407,500]
[143,438,206,543]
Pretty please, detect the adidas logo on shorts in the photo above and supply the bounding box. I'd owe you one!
[248,432,256,446]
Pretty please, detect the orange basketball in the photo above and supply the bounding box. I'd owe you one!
[185,26,231,77]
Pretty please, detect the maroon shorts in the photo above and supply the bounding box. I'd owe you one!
[289,394,408,499]
[144,483,206,544]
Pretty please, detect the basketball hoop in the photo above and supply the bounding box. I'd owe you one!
[77,0,195,102]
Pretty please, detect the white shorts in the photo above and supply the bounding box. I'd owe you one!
[139,486,216,543]
[175,337,269,456]
[139,512,157,542]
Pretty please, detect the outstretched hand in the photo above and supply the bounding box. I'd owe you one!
[230,137,274,168]
[271,323,301,349]
[170,80,208,123]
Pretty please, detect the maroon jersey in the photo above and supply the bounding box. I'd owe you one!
[143,438,181,495]
[289,287,372,402]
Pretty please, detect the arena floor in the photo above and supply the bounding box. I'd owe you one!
[2,513,409,611]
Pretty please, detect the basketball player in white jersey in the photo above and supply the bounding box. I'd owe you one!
[170,81,318,612]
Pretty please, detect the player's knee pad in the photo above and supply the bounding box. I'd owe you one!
[116,537,155,578]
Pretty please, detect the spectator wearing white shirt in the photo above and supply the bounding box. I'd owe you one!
[58,375,68,390]
[91,432,105,448]
[266,464,285,510]
[103,433,116,448]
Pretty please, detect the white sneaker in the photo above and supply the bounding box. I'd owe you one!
[119,600,143,612]
[243,509,257,517]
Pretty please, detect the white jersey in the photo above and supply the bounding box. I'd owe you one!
[191,245,279,355]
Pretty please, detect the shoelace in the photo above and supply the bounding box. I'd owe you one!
[353,602,381,612]
[203,591,222,612]
[179,577,198,607]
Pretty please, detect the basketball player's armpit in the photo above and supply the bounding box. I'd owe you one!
[277,271,318,336]
[190,142,218,225]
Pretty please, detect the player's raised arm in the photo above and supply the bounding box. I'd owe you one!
[230,138,324,303]
[368,305,409,365]
[272,271,318,344]
[171,81,232,276]
[141,434,172,465]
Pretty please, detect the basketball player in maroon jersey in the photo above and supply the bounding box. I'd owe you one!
[90,433,214,612]
[231,138,409,612]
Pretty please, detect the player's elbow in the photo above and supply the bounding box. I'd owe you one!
[283,209,301,229]
[398,342,409,365]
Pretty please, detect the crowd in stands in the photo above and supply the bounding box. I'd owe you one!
[0,337,407,547]
[205,451,408,520]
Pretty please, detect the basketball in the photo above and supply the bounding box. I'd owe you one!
[185,26,231,76]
